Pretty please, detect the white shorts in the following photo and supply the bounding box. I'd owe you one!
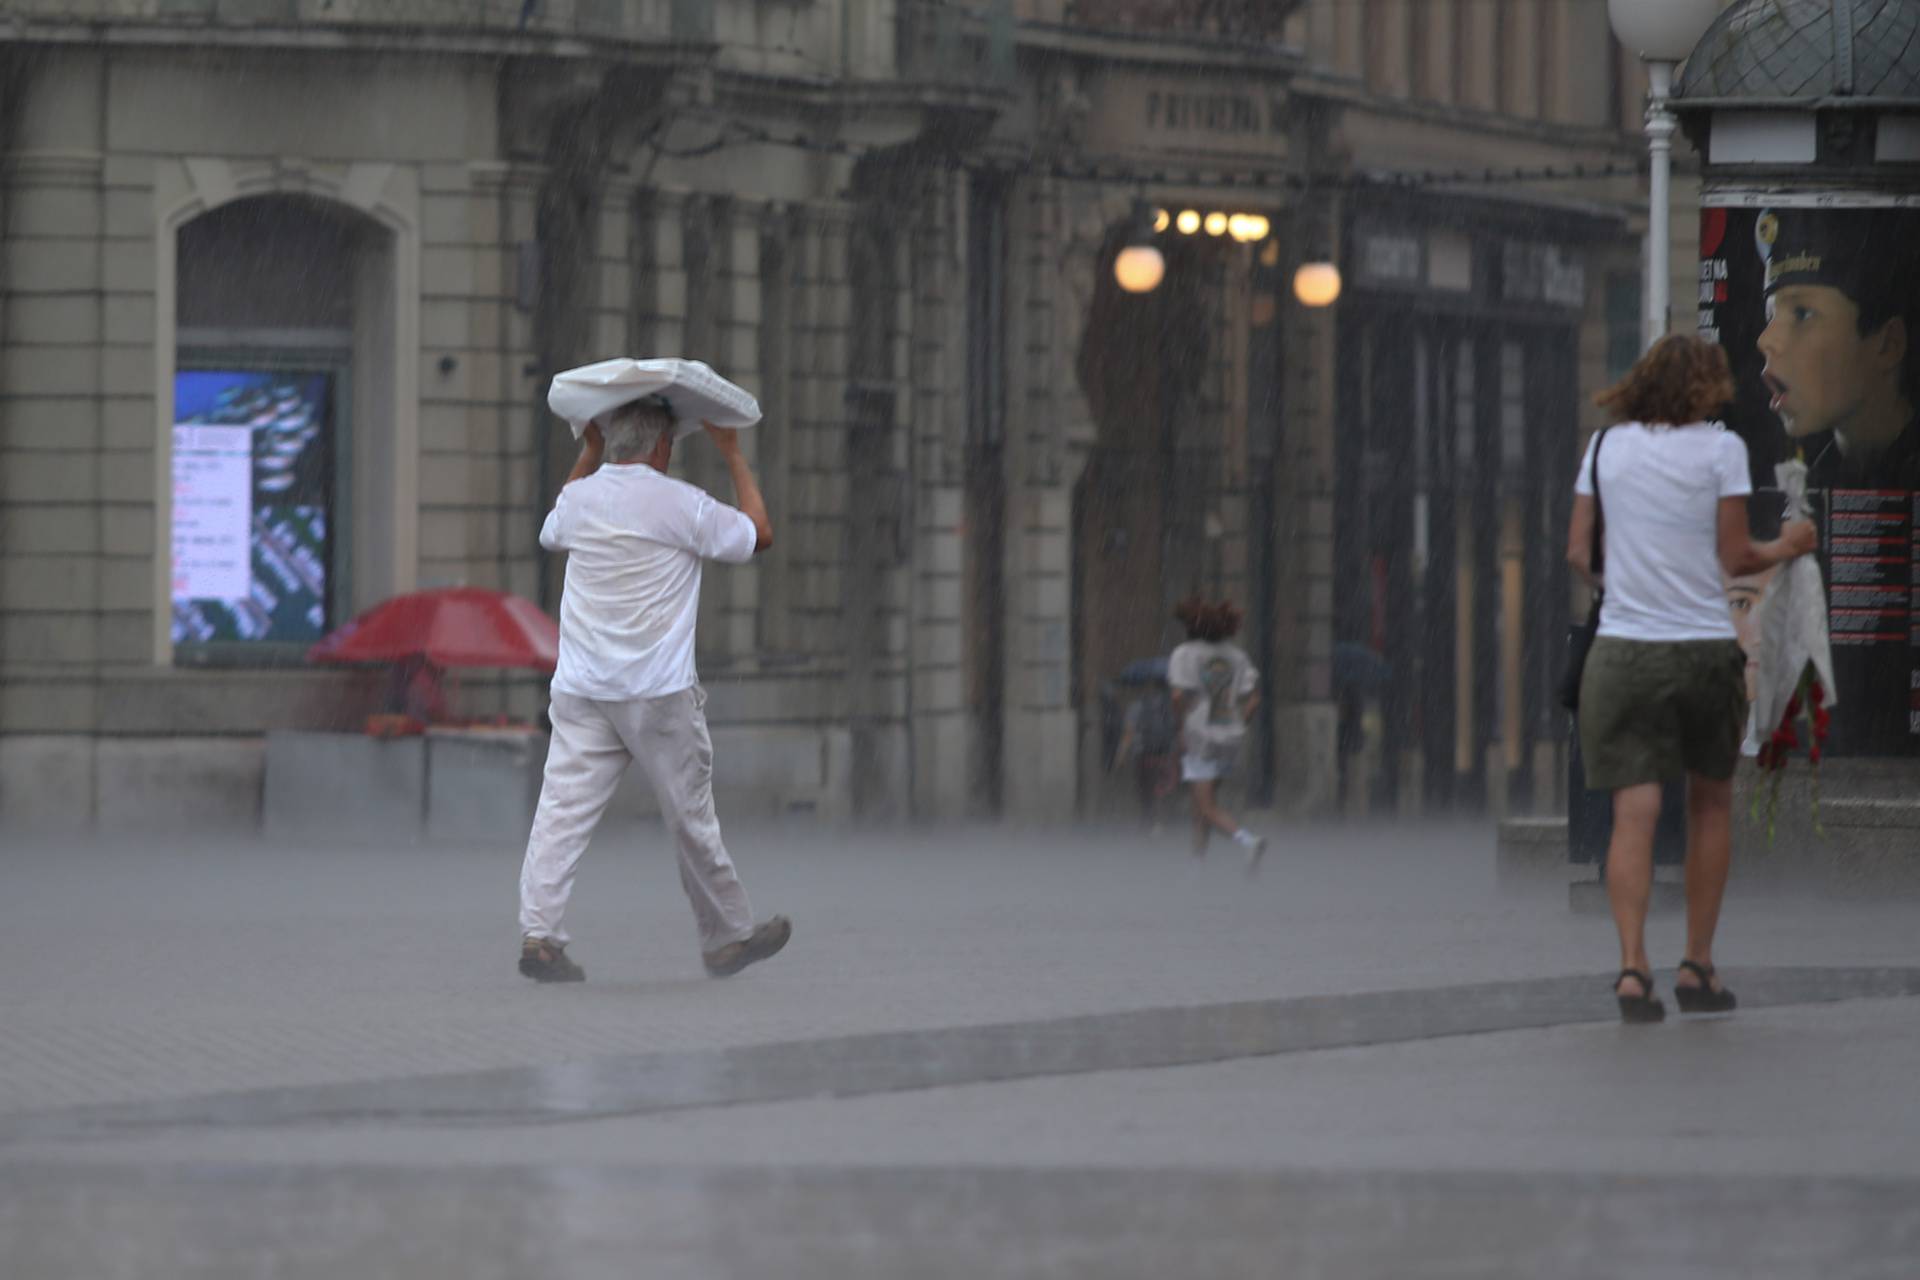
[1181,740,1242,783]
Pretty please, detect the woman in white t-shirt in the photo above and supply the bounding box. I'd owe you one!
[1568,335,1817,1023]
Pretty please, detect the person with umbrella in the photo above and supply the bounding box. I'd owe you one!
[1108,657,1179,831]
[516,362,790,983]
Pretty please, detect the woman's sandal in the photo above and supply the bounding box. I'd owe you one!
[1614,968,1666,1023]
[1673,959,1737,1014]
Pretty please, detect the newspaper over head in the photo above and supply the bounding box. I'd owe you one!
[548,358,761,442]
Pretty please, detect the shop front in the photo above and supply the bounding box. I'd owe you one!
[1332,198,1629,815]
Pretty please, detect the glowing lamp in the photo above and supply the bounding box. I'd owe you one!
[1114,244,1166,294]
[1293,261,1342,308]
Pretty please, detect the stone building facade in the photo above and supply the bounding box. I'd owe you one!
[0,0,1694,831]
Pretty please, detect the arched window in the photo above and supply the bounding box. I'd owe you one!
[170,195,390,662]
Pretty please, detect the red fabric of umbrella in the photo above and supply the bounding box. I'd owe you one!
[308,587,559,671]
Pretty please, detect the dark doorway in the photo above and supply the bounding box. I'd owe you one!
[1335,308,1578,814]
[1071,226,1214,806]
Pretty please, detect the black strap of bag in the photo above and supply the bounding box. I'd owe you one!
[1558,428,1610,712]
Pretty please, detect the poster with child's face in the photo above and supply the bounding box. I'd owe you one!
[1701,195,1920,757]
[1699,199,1920,489]
[1726,567,1776,704]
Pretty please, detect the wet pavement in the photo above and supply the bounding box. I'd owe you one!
[3,821,1917,1277]
[8,1161,1918,1280]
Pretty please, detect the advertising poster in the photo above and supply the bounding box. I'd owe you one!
[171,426,253,602]
[1700,196,1920,757]
[170,370,334,647]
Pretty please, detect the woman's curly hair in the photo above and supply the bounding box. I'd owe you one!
[1174,595,1243,642]
[1594,333,1736,426]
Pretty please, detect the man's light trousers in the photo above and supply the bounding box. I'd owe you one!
[518,686,755,951]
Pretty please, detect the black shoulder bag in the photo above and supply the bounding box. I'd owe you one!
[1558,427,1610,713]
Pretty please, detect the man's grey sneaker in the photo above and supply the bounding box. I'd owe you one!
[703,915,792,978]
[519,936,586,983]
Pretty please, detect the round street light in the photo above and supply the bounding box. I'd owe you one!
[1204,211,1229,237]
[1114,244,1166,294]
[1606,0,1721,60]
[1228,213,1272,244]
[1114,202,1166,294]
[1153,208,1171,233]
[1293,261,1342,308]
[1175,209,1202,235]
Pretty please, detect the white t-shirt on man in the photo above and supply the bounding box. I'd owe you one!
[539,463,756,701]
[1574,421,1751,643]
[1167,640,1259,748]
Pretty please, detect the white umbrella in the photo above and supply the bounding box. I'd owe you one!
[548,357,761,442]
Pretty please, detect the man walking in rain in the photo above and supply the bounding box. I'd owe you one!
[516,396,790,983]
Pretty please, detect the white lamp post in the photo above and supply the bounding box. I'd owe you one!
[1607,0,1722,348]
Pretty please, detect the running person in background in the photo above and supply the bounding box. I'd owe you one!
[1168,596,1266,867]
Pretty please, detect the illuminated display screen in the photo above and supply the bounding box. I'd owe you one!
[170,370,334,646]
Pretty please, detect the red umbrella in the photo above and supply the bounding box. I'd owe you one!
[308,587,559,671]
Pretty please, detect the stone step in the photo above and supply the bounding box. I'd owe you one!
[1822,798,1920,830]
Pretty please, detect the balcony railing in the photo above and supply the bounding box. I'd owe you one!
[897,0,1015,92]
[1060,0,1302,45]
[0,0,714,43]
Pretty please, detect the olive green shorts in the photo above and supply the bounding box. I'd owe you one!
[1578,636,1747,791]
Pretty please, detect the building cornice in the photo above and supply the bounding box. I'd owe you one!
[3,148,105,185]
[1673,95,1920,113]
[1298,76,1643,160]
[711,69,1010,122]
[0,16,711,65]
[1016,18,1305,76]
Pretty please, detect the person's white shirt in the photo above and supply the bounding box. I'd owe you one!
[1167,640,1259,748]
[1575,421,1752,643]
[538,463,756,701]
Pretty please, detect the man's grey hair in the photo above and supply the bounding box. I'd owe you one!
[600,398,674,463]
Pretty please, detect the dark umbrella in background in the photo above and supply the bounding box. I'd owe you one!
[1113,655,1170,687]
[1332,642,1391,694]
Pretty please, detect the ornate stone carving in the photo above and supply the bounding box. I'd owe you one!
[1036,64,1091,154]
